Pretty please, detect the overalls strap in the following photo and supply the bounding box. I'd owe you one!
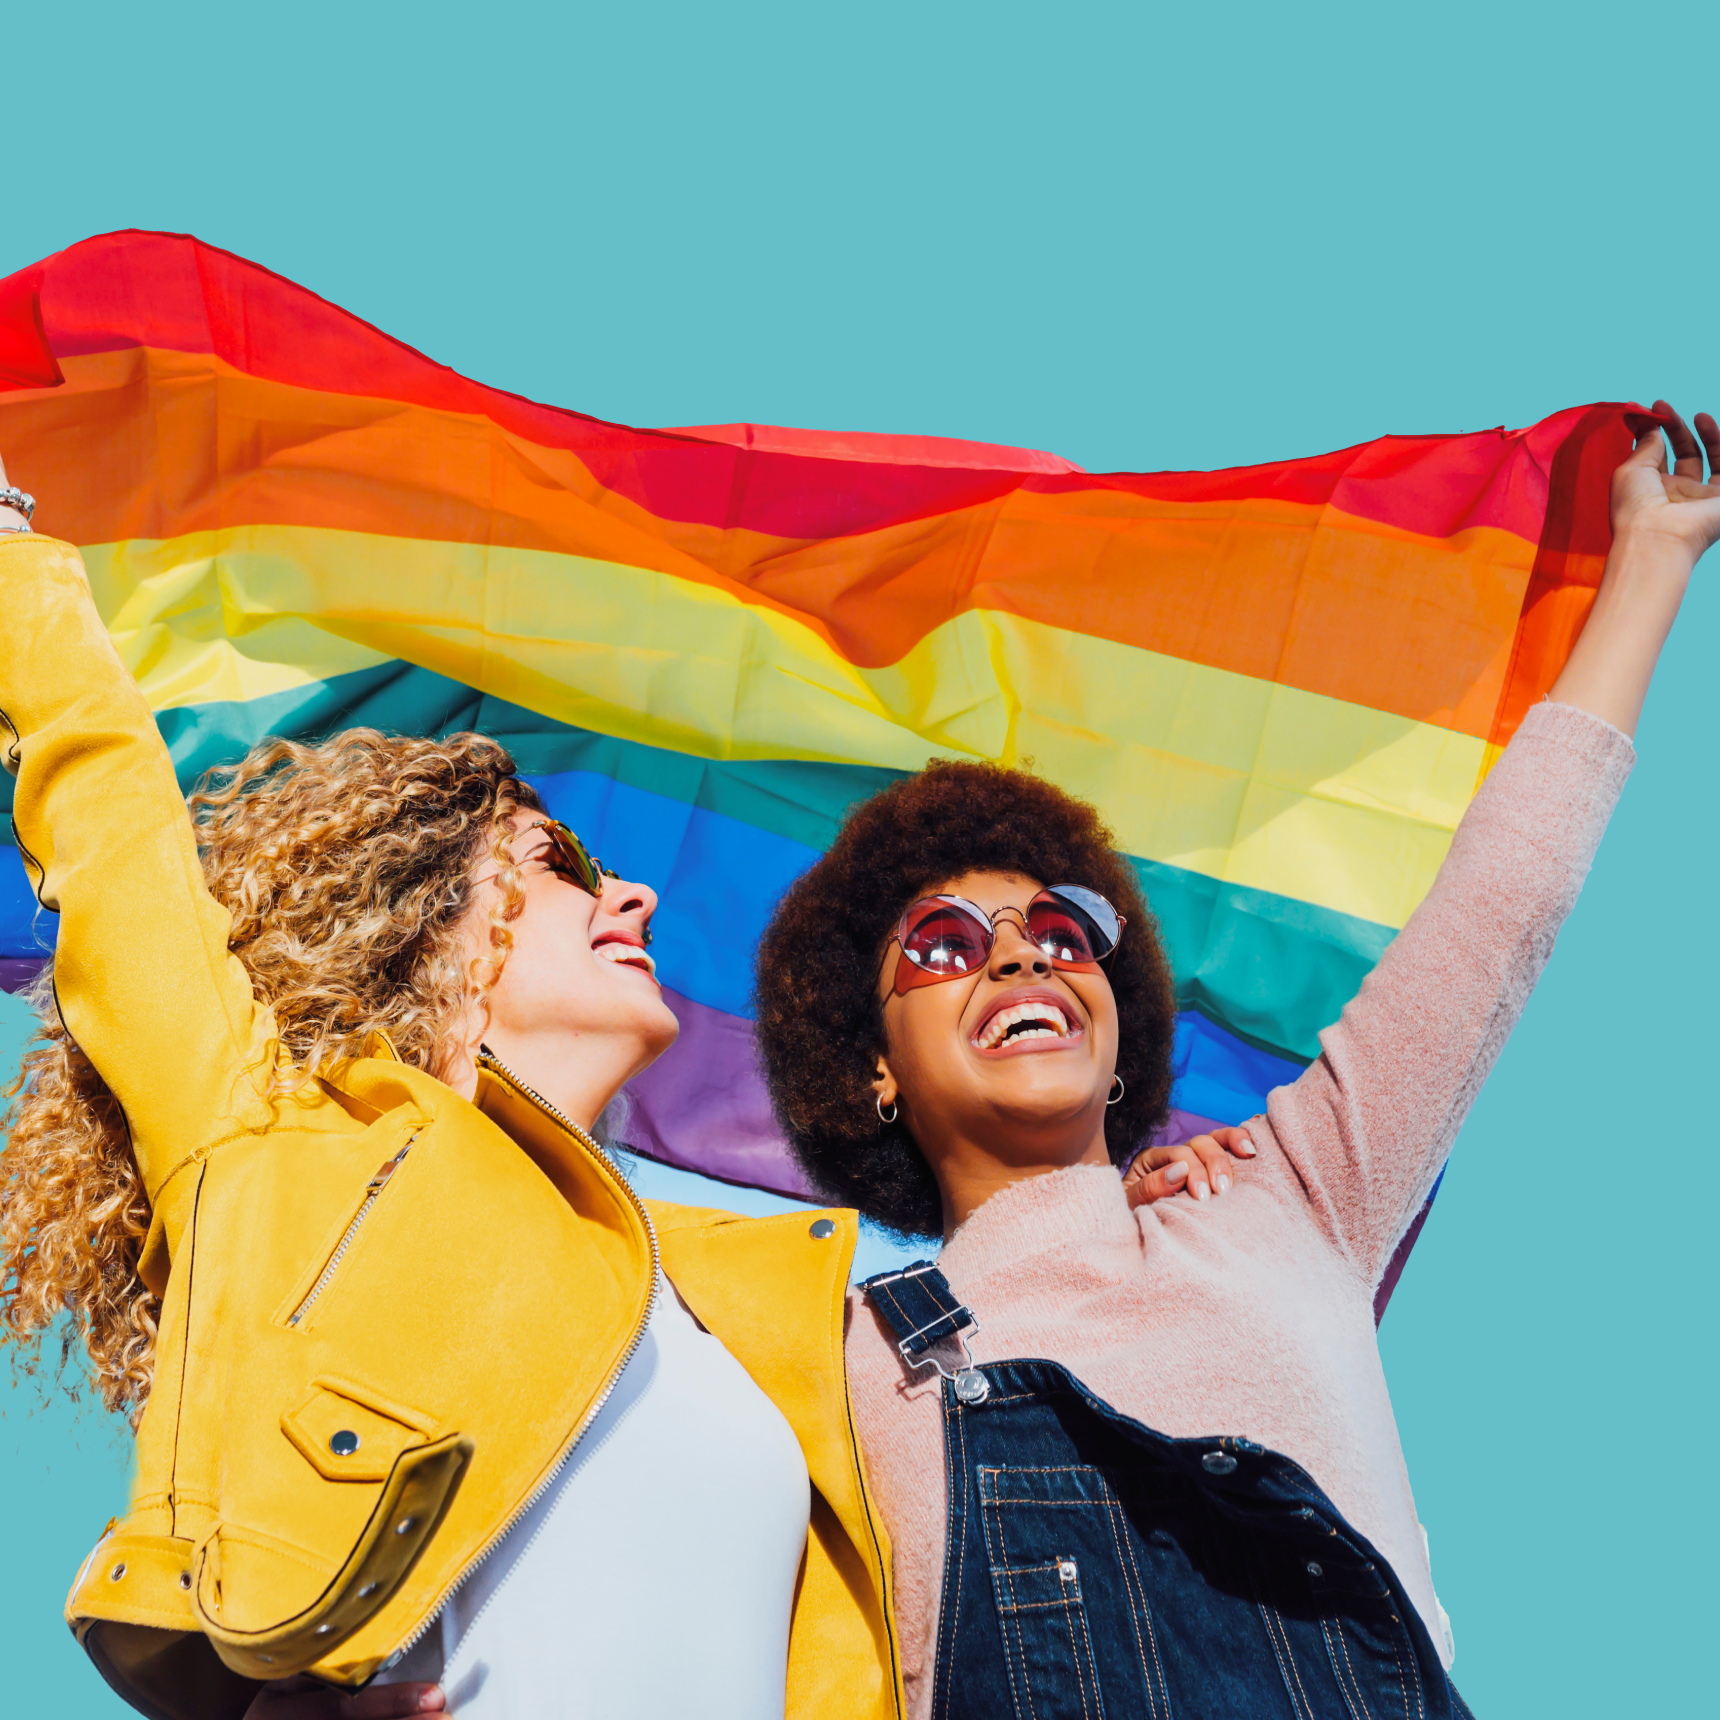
[859,1261,993,1404]
[858,1260,974,1357]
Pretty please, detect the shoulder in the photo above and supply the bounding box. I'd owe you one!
[644,1196,752,1234]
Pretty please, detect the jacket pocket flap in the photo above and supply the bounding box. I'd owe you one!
[281,1380,435,1483]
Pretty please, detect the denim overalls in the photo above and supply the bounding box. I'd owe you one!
[862,1262,1473,1720]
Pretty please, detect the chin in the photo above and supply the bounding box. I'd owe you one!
[985,1076,1103,1131]
[620,986,680,1052]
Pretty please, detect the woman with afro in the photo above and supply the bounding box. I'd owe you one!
[754,407,1720,1720]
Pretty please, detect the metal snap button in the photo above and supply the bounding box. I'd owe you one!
[1057,1559,1079,1582]
[809,1217,837,1240]
[1201,1450,1238,1475]
[329,1429,361,1457]
[953,1368,991,1405]
[178,1571,192,1591]
[109,1563,127,1581]
[1306,1561,1324,1577]
[394,1517,417,1536]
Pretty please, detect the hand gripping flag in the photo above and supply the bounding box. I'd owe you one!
[0,231,1642,1316]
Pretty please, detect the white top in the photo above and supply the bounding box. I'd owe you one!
[382,1273,811,1718]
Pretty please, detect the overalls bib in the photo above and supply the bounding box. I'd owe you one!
[863,1262,1474,1720]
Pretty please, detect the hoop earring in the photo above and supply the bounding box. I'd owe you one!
[876,1094,899,1125]
[1107,1075,1125,1107]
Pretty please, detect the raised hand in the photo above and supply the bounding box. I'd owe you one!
[1611,402,1720,563]
[1547,401,1715,737]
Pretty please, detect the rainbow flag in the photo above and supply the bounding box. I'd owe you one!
[0,231,1636,1312]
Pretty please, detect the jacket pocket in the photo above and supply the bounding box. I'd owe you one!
[195,1427,472,1682]
[274,1133,418,1332]
[280,1378,440,1484]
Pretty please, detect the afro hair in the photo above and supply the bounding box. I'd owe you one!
[754,761,1178,1236]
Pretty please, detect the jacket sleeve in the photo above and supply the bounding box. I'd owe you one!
[1252,698,1635,1287]
[2,534,273,1211]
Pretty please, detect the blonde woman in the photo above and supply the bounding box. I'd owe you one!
[0,463,901,1720]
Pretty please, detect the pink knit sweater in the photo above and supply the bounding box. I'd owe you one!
[845,700,1634,1715]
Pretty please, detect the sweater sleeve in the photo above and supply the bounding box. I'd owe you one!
[1254,699,1635,1286]
[2,534,273,1211]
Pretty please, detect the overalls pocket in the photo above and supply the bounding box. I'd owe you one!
[977,1463,1170,1720]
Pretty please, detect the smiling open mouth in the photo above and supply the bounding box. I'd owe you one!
[972,999,1076,1051]
[594,940,657,977]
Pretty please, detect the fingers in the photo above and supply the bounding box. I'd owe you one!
[1695,413,1720,484]
[1208,1125,1258,1161]
[1654,401,1706,481]
[1183,1134,1233,1199]
[1123,1146,1192,1207]
[340,1685,446,1718]
[1624,415,1669,473]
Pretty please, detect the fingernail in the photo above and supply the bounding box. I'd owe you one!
[1193,1181,1209,1200]
[1166,1160,1189,1182]
[1215,1174,1231,1195]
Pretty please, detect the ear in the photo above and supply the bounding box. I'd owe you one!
[871,1053,899,1108]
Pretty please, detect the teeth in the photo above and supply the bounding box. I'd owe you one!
[595,942,656,976]
[973,1000,1071,1050]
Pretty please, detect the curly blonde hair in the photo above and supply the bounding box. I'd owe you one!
[0,729,545,1421]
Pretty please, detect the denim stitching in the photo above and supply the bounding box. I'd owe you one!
[1102,1491,1168,1720]
[978,1477,1034,1720]
[1068,1589,1102,1720]
[1046,1571,1091,1720]
[1320,1617,1373,1720]
[1259,1598,1316,1720]
[932,1398,966,1720]
[1255,1600,1304,1720]
[1398,1613,1425,1720]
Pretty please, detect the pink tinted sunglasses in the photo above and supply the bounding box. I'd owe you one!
[886,886,1125,995]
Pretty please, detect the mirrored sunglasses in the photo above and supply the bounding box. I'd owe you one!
[888,886,1125,994]
[527,818,618,898]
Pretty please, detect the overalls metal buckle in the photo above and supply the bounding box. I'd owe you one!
[858,1260,992,1404]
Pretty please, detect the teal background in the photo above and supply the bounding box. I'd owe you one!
[3,1,1715,1712]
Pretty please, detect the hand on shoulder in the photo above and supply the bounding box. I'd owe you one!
[1124,1125,1256,1208]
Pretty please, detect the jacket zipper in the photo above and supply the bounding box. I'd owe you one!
[287,1136,418,1328]
[383,1048,659,1666]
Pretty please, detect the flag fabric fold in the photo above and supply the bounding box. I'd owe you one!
[0,230,1637,1313]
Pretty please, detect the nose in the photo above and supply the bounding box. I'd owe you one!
[600,875,658,933]
[988,914,1050,979]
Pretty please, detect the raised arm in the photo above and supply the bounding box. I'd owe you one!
[1252,407,1719,1284]
[0,462,272,1238]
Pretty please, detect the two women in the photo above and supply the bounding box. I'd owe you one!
[753,407,1719,1717]
[7,398,1711,1719]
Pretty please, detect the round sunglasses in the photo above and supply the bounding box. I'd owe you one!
[525,819,653,947]
[885,886,1125,995]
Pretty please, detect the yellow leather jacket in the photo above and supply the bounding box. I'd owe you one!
[5,537,902,1720]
